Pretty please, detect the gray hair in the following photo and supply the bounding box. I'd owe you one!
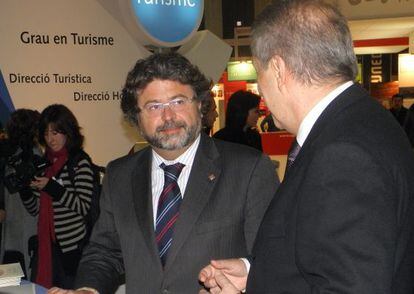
[251,0,357,86]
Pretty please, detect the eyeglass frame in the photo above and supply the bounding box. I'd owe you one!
[137,95,196,116]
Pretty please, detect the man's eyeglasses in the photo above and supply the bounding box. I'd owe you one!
[138,96,194,116]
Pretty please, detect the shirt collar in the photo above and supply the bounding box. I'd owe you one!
[296,81,353,146]
[152,134,201,167]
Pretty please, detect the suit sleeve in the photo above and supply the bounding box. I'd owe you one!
[244,153,280,252]
[74,162,124,294]
[295,142,396,293]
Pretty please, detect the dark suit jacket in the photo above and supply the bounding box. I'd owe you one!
[247,84,414,294]
[75,133,279,294]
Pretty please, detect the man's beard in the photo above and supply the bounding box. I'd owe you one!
[141,118,201,151]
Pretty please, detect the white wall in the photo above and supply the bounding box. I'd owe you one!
[0,0,151,165]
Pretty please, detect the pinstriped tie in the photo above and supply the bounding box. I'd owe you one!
[155,162,185,266]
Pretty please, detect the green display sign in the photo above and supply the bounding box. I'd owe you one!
[227,61,257,81]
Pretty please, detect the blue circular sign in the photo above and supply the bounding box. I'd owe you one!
[131,0,204,47]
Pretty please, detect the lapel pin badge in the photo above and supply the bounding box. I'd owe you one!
[208,174,216,182]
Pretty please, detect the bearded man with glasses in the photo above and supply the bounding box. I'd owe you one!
[48,52,279,294]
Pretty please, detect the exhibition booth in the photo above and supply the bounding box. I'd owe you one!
[1,1,414,169]
[1,1,414,293]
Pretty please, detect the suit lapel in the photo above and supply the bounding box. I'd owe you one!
[164,134,222,271]
[131,148,163,269]
[284,84,367,181]
[305,84,365,146]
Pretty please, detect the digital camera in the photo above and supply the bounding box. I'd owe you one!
[3,152,50,194]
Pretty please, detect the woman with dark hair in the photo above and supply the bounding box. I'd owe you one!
[213,90,263,151]
[19,104,94,289]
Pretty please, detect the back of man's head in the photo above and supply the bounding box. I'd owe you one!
[392,93,404,101]
[251,0,357,86]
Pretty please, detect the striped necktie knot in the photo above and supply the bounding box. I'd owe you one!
[160,162,185,183]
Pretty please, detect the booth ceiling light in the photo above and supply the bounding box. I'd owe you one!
[227,60,257,81]
[398,53,414,87]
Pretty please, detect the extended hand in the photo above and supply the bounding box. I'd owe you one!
[199,270,241,294]
[199,259,248,293]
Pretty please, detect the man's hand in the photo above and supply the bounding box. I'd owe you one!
[199,270,241,294]
[199,259,248,293]
[47,288,95,294]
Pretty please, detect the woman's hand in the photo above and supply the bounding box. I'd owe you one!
[30,176,50,190]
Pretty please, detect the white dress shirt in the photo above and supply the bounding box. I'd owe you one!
[151,134,201,227]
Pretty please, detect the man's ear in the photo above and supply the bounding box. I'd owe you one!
[269,55,286,86]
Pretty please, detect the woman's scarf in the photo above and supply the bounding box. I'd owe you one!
[35,147,68,288]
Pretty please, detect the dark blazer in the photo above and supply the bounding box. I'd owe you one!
[247,84,414,294]
[75,133,279,294]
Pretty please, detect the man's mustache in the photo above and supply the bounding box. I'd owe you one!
[156,120,186,132]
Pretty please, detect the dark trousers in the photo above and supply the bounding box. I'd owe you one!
[30,239,81,289]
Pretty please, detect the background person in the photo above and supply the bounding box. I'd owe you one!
[214,90,262,151]
[48,52,279,294]
[199,1,414,293]
[0,109,40,278]
[389,93,408,127]
[20,104,94,289]
[201,92,219,136]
